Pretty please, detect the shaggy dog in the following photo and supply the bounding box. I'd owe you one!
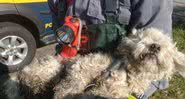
[18,56,64,99]
[1,56,64,99]
[1,28,185,99]
[54,28,185,99]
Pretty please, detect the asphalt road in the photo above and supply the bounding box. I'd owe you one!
[35,43,57,59]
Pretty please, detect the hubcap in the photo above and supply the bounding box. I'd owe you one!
[0,36,28,66]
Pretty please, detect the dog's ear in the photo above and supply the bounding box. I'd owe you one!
[173,49,185,77]
[117,37,137,53]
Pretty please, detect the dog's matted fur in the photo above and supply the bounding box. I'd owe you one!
[1,56,64,99]
[18,56,64,98]
[54,53,114,99]
[54,28,185,99]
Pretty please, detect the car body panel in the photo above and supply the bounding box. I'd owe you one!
[0,0,46,4]
[0,4,18,15]
[0,0,54,43]
[15,3,53,36]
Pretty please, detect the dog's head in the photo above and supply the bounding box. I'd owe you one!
[118,28,185,74]
[133,28,175,67]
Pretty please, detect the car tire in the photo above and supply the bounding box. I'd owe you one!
[0,22,36,73]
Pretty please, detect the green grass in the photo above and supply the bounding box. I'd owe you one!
[173,20,185,51]
[151,74,185,99]
[151,20,185,99]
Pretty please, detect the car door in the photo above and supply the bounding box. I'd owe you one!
[14,0,53,37]
[14,0,55,44]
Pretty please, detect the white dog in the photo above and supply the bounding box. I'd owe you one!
[1,28,185,99]
[54,28,185,99]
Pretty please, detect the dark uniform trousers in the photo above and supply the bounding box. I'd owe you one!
[48,0,173,36]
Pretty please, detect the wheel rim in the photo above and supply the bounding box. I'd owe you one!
[0,36,28,66]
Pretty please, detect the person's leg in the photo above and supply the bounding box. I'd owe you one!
[129,0,173,36]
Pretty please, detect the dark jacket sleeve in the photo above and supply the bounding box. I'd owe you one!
[129,0,173,36]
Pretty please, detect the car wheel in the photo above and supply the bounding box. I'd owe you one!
[0,22,36,73]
